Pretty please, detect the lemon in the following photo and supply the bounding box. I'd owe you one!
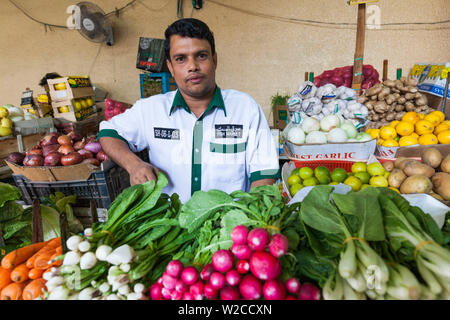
[80,99,88,109]
[434,123,449,135]
[354,172,370,184]
[428,110,445,123]
[380,126,397,140]
[315,167,331,179]
[290,183,303,197]
[382,139,399,147]
[0,118,13,129]
[410,132,419,139]
[54,82,67,90]
[396,121,414,136]
[303,177,319,187]
[424,113,441,126]
[384,171,390,179]
[299,167,314,180]
[331,168,348,183]
[418,113,425,120]
[287,174,301,186]
[74,101,82,111]
[389,187,400,194]
[398,135,419,147]
[351,162,367,174]
[369,175,388,187]
[415,120,434,135]
[344,176,362,191]
[389,120,400,128]
[402,112,420,124]
[437,130,450,144]
[367,129,380,139]
[75,112,82,119]
[377,138,384,146]
[418,133,438,145]
[0,126,12,137]
[86,97,95,106]
[0,107,8,118]
[367,162,385,177]
[58,106,70,113]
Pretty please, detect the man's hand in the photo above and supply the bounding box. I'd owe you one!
[130,162,160,186]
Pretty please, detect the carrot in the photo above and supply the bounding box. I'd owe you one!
[22,279,46,300]
[55,246,63,255]
[28,268,44,280]
[47,251,63,268]
[26,244,57,269]
[0,267,12,291]
[44,237,62,249]
[10,264,30,283]
[1,242,49,269]
[34,249,57,269]
[1,281,29,300]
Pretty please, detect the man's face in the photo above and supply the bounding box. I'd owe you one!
[167,35,217,99]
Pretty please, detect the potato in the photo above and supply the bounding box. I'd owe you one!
[441,155,450,173]
[382,161,394,172]
[396,158,417,170]
[394,157,408,168]
[403,161,435,178]
[388,168,407,188]
[431,172,450,200]
[429,192,444,202]
[421,148,442,169]
[400,175,433,194]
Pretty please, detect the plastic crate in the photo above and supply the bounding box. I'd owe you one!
[140,72,177,98]
[290,159,362,172]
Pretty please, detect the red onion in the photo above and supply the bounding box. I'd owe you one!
[42,144,61,157]
[78,149,93,159]
[7,152,25,165]
[57,135,73,146]
[61,152,83,166]
[73,139,87,151]
[68,131,82,142]
[23,154,44,167]
[96,152,108,162]
[84,141,103,154]
[81,158,100,166]
[44,152,62,166]
[58,144,75,155]
[27,148,43,156]
[40,132,60,147]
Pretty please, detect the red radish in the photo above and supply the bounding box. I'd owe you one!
[162,272,177,290]
[166,260,184,278]
[200,264,214,281]
[231,244,252,260]
[231,225,249,245]
[239,274,262,300]
[171,290,183,300]
[149,283,163,300]
[220,286,240,300]
[249,251,281,281]
[181,266,199,286]
[175,280,188,293]
[247,228,270,251]
[183,292,194,300]
[189,281,204,297]
[286,296,297,300]
[286,278,301,294]
[236,260,250,274]
[263,280,286,300]
[156,277,163,285]
[298,283,321,300]
[225,270,241,287]
[204,283,218,299]
[161,287,173,300]
[268,233,289,258]
[211,250,234,273]
[209,272,226,290]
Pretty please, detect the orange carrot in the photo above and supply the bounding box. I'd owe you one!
[1,281,29,300]
[0,267,12,291]
[55,246,63,255]
[34,249,57,269]
[10,264,30,283]
[28,268,44,280]
[47,251,63,268]
[25,238,62,269]
[22,279,46,300]
[1,242,49,269]
[44,237,62,249]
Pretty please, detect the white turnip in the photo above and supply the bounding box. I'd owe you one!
[133,283,145,294]
[231,244,252,260]
[231,225,249,245]
[209,272,226,290]
[166,260,184,278]
[180,266,199,286]
[247,228,270,251]
[249,251,281,281]
[225,270,241,287]
[62,251,81,266]
[268,233,289,258]
[263,280,287,300]
[220,286,241,300]
[95,245,113,261]
[78,240,91,252]
[80,252,97,270]
[212,250,234,273]
[239,274,262,300]
[66,235,83,251]
[106,245,135,265]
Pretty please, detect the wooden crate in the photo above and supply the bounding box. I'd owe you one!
[0,133,45,166]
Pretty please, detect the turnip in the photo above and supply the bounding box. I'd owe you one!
[149,283,163,300]
[78,240,91,252]
[249,251,281,281]
[63,251,81,266]
[99,282,110,294]
[268,233,289,258]
[204,283,218,299]
[46,276,65,291]
[239,274,262,300]
[106,245,135,265]
[231,244,252,260]
[225,270,241,287]
[79,287,96,300]
[183,292,194,300]
[210,272,226,290]
[118,284,131,296]
[175,279,188,293]
[298,283,321,300]
[189,281,204,296]
[166,260,184,278]
[66,235,83,251]
[161,287,173,300]
[286,278,301,294]
[212,250,234,273]
[84,228,93,237]
[134,283,145,294]
[106,294,121,300]
[231,225,249,245]
[247,228,270,251]
[80,252,97,270]
[48,285,70,300]
[263,280,287,300]
[120,263,130,273]
[180,266,199,285]
[236,260,250,274]
[220,286,241,300]
[127,292,142,300]
[95,245,112,261]
[200,264,214,281]
[162,272,177,290]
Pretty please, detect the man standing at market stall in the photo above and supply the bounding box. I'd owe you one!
[98,18,279,203]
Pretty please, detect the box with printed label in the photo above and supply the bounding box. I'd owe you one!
[52,97,97,122]
[47,76,95,103]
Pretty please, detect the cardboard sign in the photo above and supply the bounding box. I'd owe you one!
[410,63,450,99]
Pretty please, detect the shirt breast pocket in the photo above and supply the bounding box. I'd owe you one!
[207,142,247,184]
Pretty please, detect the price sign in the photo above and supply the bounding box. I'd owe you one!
[20,90,34,108]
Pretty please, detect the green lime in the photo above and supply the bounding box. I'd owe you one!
[290,183,303,196]
[287,174,301,186]
[351,162,367,174]
[318,176,331,185]
[298,167,314,180]
[367,162,385,177]
[344,176,362,191]
[303,177,319,187]
[314,166,331,180]
[291,168,301,176]
[331,168,348,183]
[354,172,370,184]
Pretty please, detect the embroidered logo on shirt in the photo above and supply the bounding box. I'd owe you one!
[215,124,243,138]
[154,127,180,140]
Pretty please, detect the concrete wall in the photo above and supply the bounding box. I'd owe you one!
[0,0,449,123]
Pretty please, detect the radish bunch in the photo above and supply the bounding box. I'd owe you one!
[149,225,321,300]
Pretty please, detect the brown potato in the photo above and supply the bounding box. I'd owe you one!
[441,155,450,173]
[421,148,442,169]
[400,175,433,194]
[431,172,450,200]
[382,161,394,172]
[394,157,408,168]
[403,161,435,178]
[388,169,407,188]
[396,158,417,171]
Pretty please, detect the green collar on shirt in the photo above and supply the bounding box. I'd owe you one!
[169,85,227,119]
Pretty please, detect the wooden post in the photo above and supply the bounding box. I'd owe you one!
[90,200,98,224]
[32,199,44,243]
[383,60,389,81]
[352,3,366,94]
[59,211,69,254]
[0,224,5,247]
[304,72,309,81]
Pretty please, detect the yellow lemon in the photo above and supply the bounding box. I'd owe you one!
[444,120,450,126]
[380,126,397,140]
[402,112,420,124]
[418,113,425,120]
[415,120,434,135]
[351,162,367,174]
[54,82,67,90]
[428,110,445,123]
[396,121,414,136]
[418,133,438,145]
[398,135,419,147]
[0,126,12,137]
[424,113,441,126]
[367,162,385,176]
[434,123,449,135]
[369,175,389,187]
[389,187,400,194]
[389,120,400,128]
[74,101,82,111]
[344,176,363,191]
[410,132,419,139]
[0,118,13,129]
[437,130,450,144]
[377,138,384,146]
[0,107,8,118]
[366,129,380,139]
[382,139,399,147]
[86,97,95,106]
[290,183,303,197]
[58,106,70,113]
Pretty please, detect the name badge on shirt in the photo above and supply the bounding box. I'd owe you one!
[154,127,180,140]
[215,124,243,139]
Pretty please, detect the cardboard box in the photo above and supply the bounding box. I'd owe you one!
[0,133,46,166]
[47,77,95,103]
[54,112,105,137]
[376,143,450,160]
[273,105,289,130]
[52,99,97,122]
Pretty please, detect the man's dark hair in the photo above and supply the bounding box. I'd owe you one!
[39,72,62,87]
[164,18,215,61]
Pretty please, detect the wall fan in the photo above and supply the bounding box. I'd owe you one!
[76,1,114,46]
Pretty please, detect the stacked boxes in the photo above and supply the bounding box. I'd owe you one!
[47,76,97,122]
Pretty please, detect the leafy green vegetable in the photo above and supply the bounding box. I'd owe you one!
[0,183,21,207]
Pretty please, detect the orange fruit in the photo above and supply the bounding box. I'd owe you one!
[418,133,438,145]
[402,112,420,124]
[424,113,441,126]
[398,135,419,147]
[395,121,414,136]
[380,126,397,140]
[437,130,450,144]
[434,123,450,135]
[415,120,434,135]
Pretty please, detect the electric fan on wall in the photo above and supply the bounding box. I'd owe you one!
[76,1,114,46]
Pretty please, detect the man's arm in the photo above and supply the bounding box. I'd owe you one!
[99,137,159,185]
[250,178,276,190]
